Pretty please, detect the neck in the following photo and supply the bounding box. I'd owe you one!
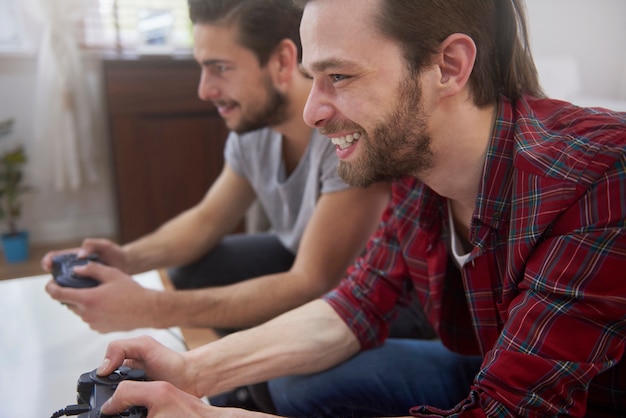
[273,74,314,174]
[272,75,313,145]
[422,100,497,221]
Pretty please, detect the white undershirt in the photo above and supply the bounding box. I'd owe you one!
[448,203,472,268]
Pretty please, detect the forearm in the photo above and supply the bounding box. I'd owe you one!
[152,270,327,330]
[185,299,360,397]
[122,209,221,274]
[121,167,255,275]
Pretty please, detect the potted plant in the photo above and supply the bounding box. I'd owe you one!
[0,118,30,263]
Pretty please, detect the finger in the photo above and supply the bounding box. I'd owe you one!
[100,381,150,415]
[72,262,117,284]
[75,248,92,258]
[41,248,82,271]
[41,252,54,272]
[102,381,209,417]
[44,279,60,296]
[82,237,111,248]
[97,336,160,376]
[80,238,113,257]
[45,279,85,305]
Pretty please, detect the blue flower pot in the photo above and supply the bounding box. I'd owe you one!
[1,230,30,264]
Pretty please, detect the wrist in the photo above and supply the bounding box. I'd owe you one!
[184,345,225,397]
[121,242,149,274]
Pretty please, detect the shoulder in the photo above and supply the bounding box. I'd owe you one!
[226,127,280,160]
[513,96,626,185]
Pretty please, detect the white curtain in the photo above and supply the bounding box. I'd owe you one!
[24,0,100,191]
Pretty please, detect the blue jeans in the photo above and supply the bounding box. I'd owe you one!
[268,339,482,417]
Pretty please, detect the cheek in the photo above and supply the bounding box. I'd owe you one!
[239,75,270,102]
[339,106,376,137]
[340,87,394,124]
[226,82,254,107]
[333,94,368,126]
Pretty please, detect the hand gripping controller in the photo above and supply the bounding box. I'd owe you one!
[76,366,148,417]
[52,253,101,288]
[51,366,148,418]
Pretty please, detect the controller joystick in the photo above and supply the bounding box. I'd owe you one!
[52,253,101,288]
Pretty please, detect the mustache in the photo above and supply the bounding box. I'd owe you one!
[318,120,364,136]
[212,99,236,108]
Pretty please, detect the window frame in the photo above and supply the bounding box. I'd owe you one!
[82,0,193,54]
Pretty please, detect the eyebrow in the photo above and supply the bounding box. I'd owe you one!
[199,58,232,67]
[305,58,355,74]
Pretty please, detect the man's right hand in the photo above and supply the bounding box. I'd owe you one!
[97,336,199,397]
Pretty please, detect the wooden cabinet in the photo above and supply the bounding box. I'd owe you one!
[103,57,230,243]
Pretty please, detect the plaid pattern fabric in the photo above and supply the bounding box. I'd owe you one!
[324,96,626,416]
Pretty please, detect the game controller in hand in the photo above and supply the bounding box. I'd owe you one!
[75,366,148,418]
[52,253,101,288]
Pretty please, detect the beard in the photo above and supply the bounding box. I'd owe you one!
[232,74,290,134]
[330,76,433,188]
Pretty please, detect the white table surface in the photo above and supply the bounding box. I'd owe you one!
[0,271,187,418]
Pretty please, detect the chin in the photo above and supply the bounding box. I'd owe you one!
[337,164,374,188]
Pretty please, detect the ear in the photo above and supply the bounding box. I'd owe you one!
[268,39,299,88]
[436,33,476,97]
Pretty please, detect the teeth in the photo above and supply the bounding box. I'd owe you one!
[331,133,361,149]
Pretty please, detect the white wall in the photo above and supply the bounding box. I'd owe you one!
[526,0,626,100]
[0,0,625,246]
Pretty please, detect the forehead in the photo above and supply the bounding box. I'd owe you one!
[300,0,404,73]
[192,23,256,64]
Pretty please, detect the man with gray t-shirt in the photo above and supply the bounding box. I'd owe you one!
[42,0,435,411]
[43,1,389,345]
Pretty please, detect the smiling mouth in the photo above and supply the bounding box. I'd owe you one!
[330,132,361,150]
[214,101,237,115]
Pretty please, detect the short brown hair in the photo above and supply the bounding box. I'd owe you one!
[189,0,303,65]
[295,0,543,106]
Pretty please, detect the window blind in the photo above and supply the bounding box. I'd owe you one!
[82,0,192,52]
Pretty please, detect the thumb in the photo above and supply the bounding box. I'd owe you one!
[73,262,121,285]
[100,381,147,415]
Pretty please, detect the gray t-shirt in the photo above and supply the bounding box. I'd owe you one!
[225,128,348,253]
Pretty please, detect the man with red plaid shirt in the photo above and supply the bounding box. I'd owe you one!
[96,0,626,416]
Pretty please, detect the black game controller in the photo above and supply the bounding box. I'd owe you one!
[52,253,101,288]
[75,366,148,418]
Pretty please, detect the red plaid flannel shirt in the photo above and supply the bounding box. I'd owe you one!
[325,96,626,416]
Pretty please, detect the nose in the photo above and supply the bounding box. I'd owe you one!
[197,70,220,101]
[303,82,334,128]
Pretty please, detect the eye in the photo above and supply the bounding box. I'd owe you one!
[207,63,233,77]
[330,74,348,83]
